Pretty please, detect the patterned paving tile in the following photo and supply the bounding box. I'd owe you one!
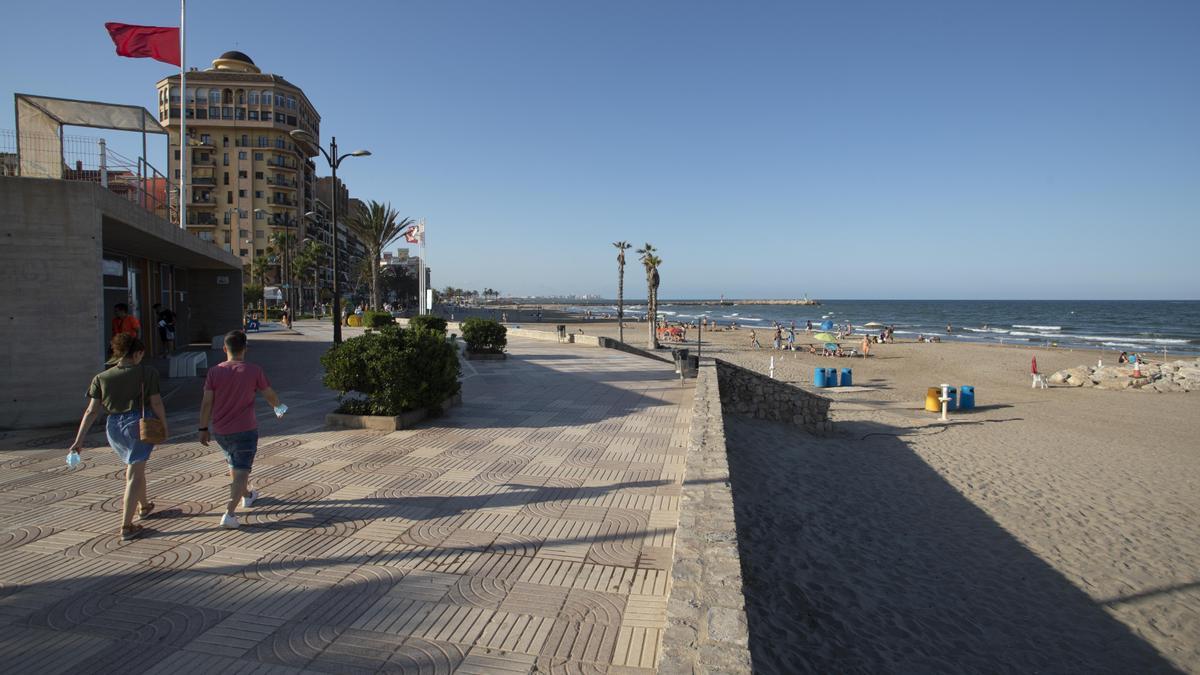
[0,335,688,673]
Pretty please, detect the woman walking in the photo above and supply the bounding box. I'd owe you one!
[68,334,169,541]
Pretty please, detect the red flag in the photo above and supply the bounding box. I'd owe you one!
[1031,356,1038,374]
[105,23,180,66]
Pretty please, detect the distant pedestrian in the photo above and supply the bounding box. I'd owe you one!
[152,303,176,354]
[787,327,796,350]
[946,323,953,334]
[806,320,813,334]
[750,329,762,349]
[68,334,167,541]
[773,326,782,350]
[198,330,285,529]
[111,303,141,340]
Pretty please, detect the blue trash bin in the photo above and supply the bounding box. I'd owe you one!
[945,386,958,411]
[959,385,975,410]
[826,367,838,386]
[813,367,827,388]
[840,368,853,387]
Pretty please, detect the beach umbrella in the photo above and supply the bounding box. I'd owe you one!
[824,343,839,351]
[812,332,838,343]
[864,321,884,328]
[819,320,834,331]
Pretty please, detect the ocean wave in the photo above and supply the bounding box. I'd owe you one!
[1077,335,1189,345]
[1009,331,1062,338]
[1012,324,1062,330]
[963,327,1011,334]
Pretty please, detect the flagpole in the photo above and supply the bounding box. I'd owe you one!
[419,218,427,315]
[179,0,187,229]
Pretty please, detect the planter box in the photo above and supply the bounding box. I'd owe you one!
[325,393,462,431]
[465,350,507,361]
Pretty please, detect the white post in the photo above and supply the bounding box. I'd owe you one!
[419,218,427,314]
[179,0,187,229]
[769,355,775,379]
[940,383,950,421]
[98,139,107,188]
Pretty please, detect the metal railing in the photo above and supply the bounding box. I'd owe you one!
[2,129,181,225]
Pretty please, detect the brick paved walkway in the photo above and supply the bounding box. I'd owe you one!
[0,335,692,674]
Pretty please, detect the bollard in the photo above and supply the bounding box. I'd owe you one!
[939,383,951,421]
[769,356,775,379]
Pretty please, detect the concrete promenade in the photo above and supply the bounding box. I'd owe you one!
[0,326,693,673]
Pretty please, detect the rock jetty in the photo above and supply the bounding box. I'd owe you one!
[1048,358,1200,393]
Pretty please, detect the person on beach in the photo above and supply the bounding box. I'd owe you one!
[946,323,953,334]
[773,326,782,350]
[1118,351,1129,364]
[111,303,140,340]
[198,330,285,529]
[787,327,796,350]
[68,334,168,541]
[861,334,871,358]
[749,329,762,349]
[805,319,813,334]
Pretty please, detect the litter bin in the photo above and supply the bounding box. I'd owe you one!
[959,385,976,410]
[813,367,827,388]
[686,355,700,378]
[840,368,853,387]
[925,387,941,412]
[945,386,958,411]
[826,368,838,387]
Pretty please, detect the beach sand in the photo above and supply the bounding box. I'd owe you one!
[452,310,1200,672]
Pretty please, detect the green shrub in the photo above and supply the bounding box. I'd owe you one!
[363,310,395,328]
[407,314,448,335]
[461,318,507,354]
[321,325,461,416]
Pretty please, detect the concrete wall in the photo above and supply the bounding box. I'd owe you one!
[715,358,833,433]
[0,178,103,429]
[0,177,243,429]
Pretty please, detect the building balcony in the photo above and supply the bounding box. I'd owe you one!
[266,177,297,190]
[190,197,217,207]
[191,176,216,186]
[187,215,218,227]
[265,159,298,172]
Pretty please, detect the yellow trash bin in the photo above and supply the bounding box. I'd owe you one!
[925,387,942,412]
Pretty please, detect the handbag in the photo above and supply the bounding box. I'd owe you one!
[138,365,167,444]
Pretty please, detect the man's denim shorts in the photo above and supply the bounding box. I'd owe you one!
[213,429,259,471]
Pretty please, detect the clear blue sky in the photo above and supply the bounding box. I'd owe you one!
[3,1,1198,299]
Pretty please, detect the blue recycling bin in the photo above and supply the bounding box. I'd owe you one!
[945,386,958,411]
[826,368,838,387]
[959,385,975,410]
[840,368,853,387]
[813,367,827,388]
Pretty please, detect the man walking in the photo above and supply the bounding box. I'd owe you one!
[198,330,285,529]
[112,303,141,339]
[152,303,176,355]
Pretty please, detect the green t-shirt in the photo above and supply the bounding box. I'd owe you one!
[87,364,160,414]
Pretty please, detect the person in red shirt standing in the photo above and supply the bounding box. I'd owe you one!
[197,330,285,529]
[111,303,141,339]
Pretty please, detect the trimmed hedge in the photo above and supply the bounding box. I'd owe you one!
[407,315,448,335]
[321,325,461,415]
[461,318,507,354]
[363,310,395,328]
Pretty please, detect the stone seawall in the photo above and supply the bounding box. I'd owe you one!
[661,359,754,673]
[714,359,833,433]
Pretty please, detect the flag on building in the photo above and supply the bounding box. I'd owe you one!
[403,222,423,244]
[104,23,181,66]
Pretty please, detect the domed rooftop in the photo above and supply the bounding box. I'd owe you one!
[209,50,261,74]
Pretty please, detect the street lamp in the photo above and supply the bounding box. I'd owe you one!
[291,128,369,343]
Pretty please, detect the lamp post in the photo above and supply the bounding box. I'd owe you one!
[291,129,369,343]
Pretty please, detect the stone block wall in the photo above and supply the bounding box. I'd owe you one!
[660,359,754,673]
[715,359,832,433]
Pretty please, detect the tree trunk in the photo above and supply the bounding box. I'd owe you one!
[617,261,624,343]
[647,272,656,349]
[370,250,381,309]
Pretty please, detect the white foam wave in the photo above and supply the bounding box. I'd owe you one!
[1077,335,1188,345]
[1013,324,1062,330]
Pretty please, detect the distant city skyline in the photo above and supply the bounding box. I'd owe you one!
[3,1,1197,299]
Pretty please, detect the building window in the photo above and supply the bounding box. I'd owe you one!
[287,116,297,126]
[248,111,259,120]
[238,189,246,198]
[209,106,219,118]
[238,151,246,160]
[223,172,229,185]
[227,192,233,204]
[196,109,207,119]
[236,89,245,104]
[275,112,285,123]
[236,108,245,120]
[240,249,248,257]
[223,89,233,104]
[174,149,180,160]
[263,90,273,105]
[174,169,179,179]
[223,136,229,147]
[255,210,264,220]
[223,153,229,166]
[287,96,296,109]
[256,230,266,239]
[209,91,220,104]
[238,170,247,179]
[248,91,258,105]
[239,229,250,239]
[254,171,263,179]
[187,87,197,104]
[222,107,233,119]
[258,136,268,147]
[254,153,263,161]
[275,94,284,107]
[255,190,264,198]
[201,134,211,145]
[223,212,232,225]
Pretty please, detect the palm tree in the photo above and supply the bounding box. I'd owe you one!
[613,241,631,343]
[637,243,661,349]
[250,248,274,320]
[347,200,413,309]
[293,240,327,315]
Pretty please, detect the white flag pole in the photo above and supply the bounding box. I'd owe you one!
[179,0,187,229]
[419,218,427,315]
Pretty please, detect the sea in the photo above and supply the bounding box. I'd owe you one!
[561,300,1200,356]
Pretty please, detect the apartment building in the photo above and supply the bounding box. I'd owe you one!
[155,51,319,271]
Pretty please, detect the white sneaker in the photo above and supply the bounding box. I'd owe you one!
[219,512,240,529]
[242,490,259,508]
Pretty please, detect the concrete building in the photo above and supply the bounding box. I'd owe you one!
[155,51,320,273]
[0,176,243,429]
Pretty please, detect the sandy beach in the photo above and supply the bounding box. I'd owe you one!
[446,309,1200,672]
